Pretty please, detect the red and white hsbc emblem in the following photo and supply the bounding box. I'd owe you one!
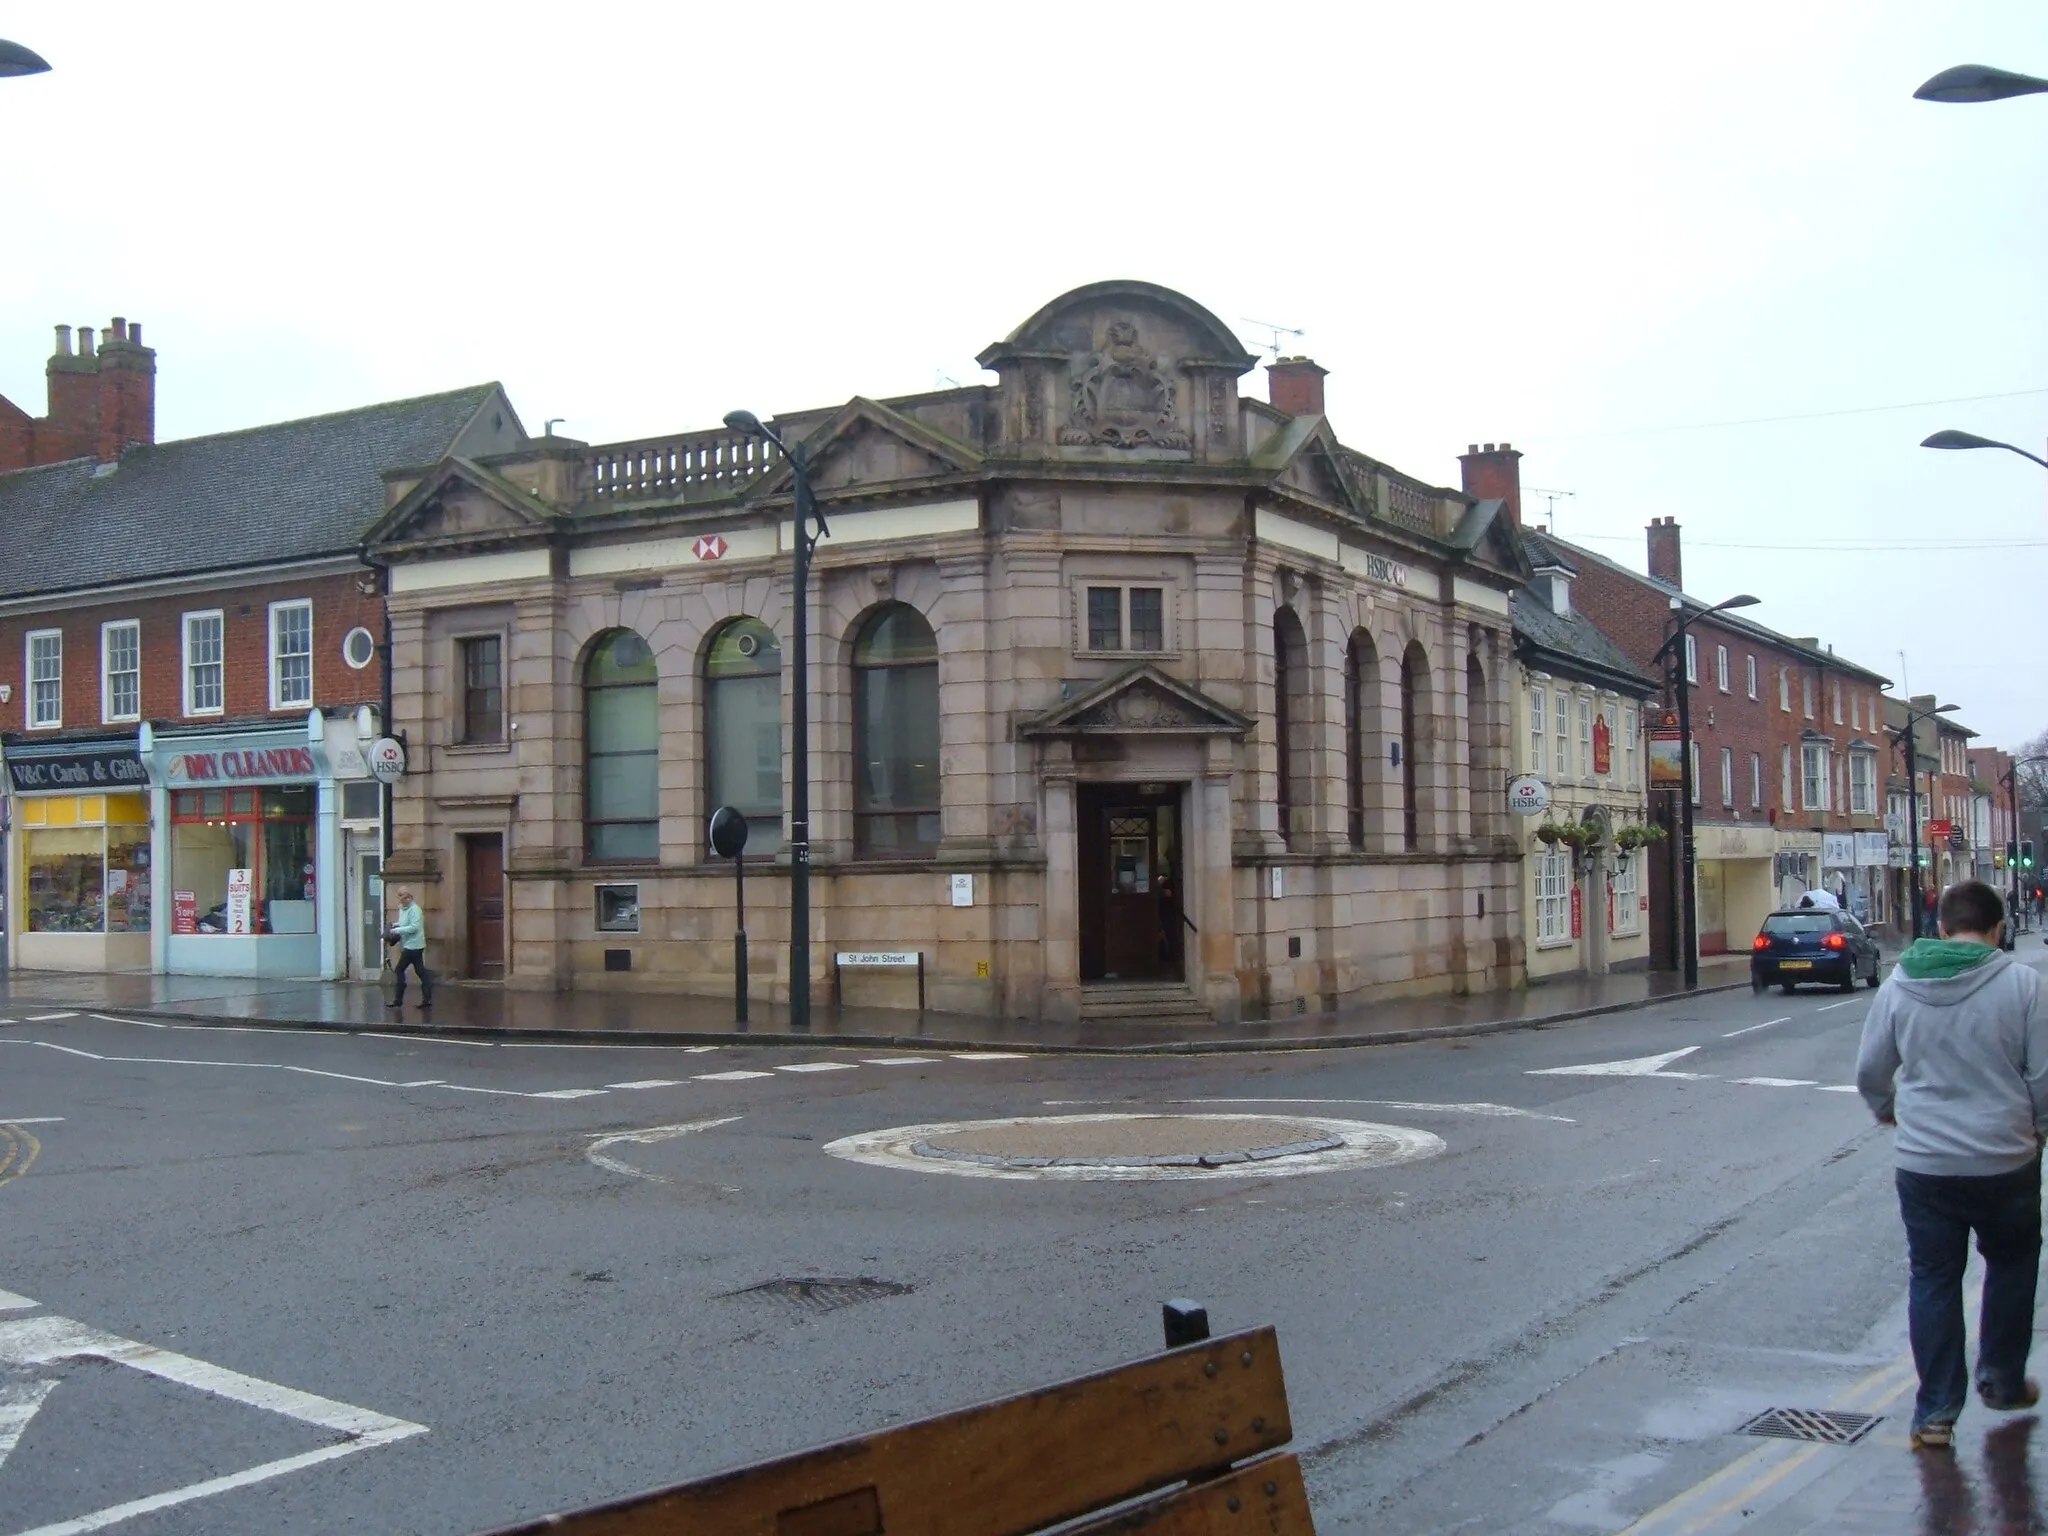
[692,535,728,561]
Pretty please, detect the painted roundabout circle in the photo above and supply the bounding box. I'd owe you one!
[822,1113,1446,1181]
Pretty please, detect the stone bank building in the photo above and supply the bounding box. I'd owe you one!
[367,282,1533,1024]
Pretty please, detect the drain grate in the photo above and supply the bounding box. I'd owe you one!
[1738,1407,1881,1445]
[721,1277,914,1315]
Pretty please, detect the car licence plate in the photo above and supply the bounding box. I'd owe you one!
[1780,960,1813,970]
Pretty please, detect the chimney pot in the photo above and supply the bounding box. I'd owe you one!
[110,317,127,342]
[53,325,71,356]
[1266,356,1329,419]
[129,322,142,345]
[78,327,95,358]
[1467,443,1478,455]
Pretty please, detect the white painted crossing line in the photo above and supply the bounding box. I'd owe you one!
[1817,1084,1862,1093]
[529,1088,609,1100]
[607,1079,686,1090]
[88,1013,166,1028]
[1815,999,1863,1012]
[0,1118,64,1125]
[864,1057,936,1066]
[23,1013,75,1022]
[951,1052,1028,1060]
[1723,1016,1791,1038]
[499,1042,723,1052]
[693,1070,774,1082]
[1734,1077,1819,1088]
[777,1062,857,1074]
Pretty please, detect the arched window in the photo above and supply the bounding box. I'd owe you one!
[586,629,659,861]
[1274,609,1308,849]
[1400,642,1427,850]
[1466,652,1487,834]
[705,617,783,854]
[1345,633,1378,849]
[854,605,940,856]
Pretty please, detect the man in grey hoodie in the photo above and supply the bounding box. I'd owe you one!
[1858,879,2048,1449]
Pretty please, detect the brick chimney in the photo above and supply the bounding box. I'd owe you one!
[1647,516,1682,590]
[1266,356,1327,418]
[1458,442,1523,527]
[93,317,155,462]
[18,316,157,468]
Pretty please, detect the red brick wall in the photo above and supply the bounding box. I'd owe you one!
[0,570,381,734]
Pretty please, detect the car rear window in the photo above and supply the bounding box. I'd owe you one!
[1762,914,1836,936]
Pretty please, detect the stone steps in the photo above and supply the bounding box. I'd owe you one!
[1078,982,1213,1023]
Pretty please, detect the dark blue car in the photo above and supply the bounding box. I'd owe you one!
[1750,908,1883,993]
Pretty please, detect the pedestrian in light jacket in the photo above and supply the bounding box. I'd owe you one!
[387,889,433,1010]
[1856,879,2048,1450]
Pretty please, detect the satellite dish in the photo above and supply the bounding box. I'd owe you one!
[708,805,750,860]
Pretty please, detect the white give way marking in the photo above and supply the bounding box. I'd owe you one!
[0,1293,424,1534]
[586,1117,742,1182]
[1528,1048,1711,1080]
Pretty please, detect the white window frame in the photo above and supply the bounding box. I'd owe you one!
[1750,751,1763,809]
[1831,681,1842,725]
[1690,741,1701,805]
[1745,655,1758,699]
[1684,634,1698,685]
[1779,667,1790,712]
[25,628,61,730]
[1611,855,1640,936]
[1074,580,1175,657]
[1577,697,1593,783]
[182,609,225,717]
[1802,673,1814,719]
[1622,706,1637,788]
[101,619,140,724]
[1529,686,1546,776]
[1554,690,1570,780]
[1782,745,1795,810]
[1600,701,1618,783]
[1850,691,1860,731]
[1715,644,1729,692]
[1535,843,1572,947]
[268,599,314,710]
[1802,742,1830,811]
[1720,746,1734,807]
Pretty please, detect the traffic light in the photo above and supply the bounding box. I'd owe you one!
[2024,840,2037,871]
[2009,841,2020,867]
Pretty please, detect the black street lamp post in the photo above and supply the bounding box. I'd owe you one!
[1914,64,2048,104]
[1650,591,1760,988]
[722,411,830,1031]
[1921,431,2048,472]
[0,39,50,77]
[1891,701,1959,939]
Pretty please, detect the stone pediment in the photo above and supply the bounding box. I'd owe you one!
[1021,664,1251,738]
[750,398,982,500]
[366,457,561,549]
[1259,417,1368,519]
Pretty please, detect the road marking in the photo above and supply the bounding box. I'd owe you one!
[1136,1096,1577,1123]
[864,1057,936,1066]
[1722,1016,1791,1037]
[1732,1077,1818,1088]
[499,1042,722,1052]
[1815,999,1862,1012]
[951,1052,1028,1060]
[777,1062,857,1073]
[1816,1084,1861,1093]
[0,1289,37,1310]
[694,1070,773,1082]
[607,1079,685,1090]
[586,1116,743,1182]
[1528,1047,1711,1080]
[529,1088,609,1100]
[0,1376,59,1473]
[23,1013,75,1022]
[0,1302,426,1535]
[0,1118,65,1124]
[87,1014,165,1028]
[0,1126,41,1189]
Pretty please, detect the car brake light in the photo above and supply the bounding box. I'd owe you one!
[1822,933,1846,950]
[1752,935,1770,951]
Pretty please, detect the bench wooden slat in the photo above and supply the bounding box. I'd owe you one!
[1060,1454,1315,1535]
[482,1326,1293,1536]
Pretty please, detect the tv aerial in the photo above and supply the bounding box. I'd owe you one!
[1528,487,1576,534]
[1242,317,1306,362]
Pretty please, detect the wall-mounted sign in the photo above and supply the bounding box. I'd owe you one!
[368,738,407,786]
[1506,775,1551,815]
[1925,819,1954,841]
[1570,884,1583,939]
[1360,551,1408,589]
[1822,833,1856,868]
[1648,730,1685,788]
[693,535,728,561]
[7,746,147,793]
[1855,832,1890,868]
[163,745,317,786]
[1592,714,1612,777]
[949,873,974,908]
[226,868,254,936]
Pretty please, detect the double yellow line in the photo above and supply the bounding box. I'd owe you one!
[0,1123,40,1189]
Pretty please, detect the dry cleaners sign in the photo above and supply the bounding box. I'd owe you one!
[162,745,318,786]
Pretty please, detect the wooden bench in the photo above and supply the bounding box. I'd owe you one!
[479,1303,1315,1535]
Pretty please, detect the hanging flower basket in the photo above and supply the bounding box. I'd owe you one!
[1614,822,1668,852]
[1535,824,1563,846]
[1555,823,1595,850]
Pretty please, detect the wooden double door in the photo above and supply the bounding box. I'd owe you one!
[1078,783,1185,983]
[465,834,505,980]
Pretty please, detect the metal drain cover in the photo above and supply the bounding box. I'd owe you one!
[1738,1407,1881,1444]
[721,1277,913,1314]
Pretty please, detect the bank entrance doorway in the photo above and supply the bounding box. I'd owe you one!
[1078,783,1185,983]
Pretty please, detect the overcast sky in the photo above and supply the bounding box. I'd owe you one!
[4,2,2044,749]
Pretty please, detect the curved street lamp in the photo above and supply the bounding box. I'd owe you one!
[1914,64,2048,104]
[722,409,829,1032]
[0,39,50,77]
[1649,592,1760,987]
[1921,430,2048,471]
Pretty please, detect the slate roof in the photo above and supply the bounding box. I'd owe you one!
[0,384,506,599]
[1511,586,1659,696]
[1522,528,1891,687]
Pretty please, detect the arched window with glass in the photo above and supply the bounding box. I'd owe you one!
[1344,632,1378,850]
[585,629,659,861]
[1274,609,1308,850]
[1400,641,1428,850]
[1466,652,1487,834]
[705,617,784,855]
[853,605,940,856]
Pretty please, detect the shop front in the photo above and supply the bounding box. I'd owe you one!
[1774,830,1823,911]
[4,735,152,972]
[143,717,353,979]
[1694,822,1775,955]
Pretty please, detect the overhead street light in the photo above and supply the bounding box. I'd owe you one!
[722,409,830,1033]
[1921,430,2048,471]
[1649,592,1760,989]
[1914,64,2048,103]
[1890,702,1960,938]
[0,39,50,77]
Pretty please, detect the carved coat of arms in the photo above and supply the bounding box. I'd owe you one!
[1059,320,1189,450]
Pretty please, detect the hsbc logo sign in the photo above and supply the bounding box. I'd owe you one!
[692,535,728,561]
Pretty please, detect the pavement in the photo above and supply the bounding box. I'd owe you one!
[3,950,2041,1535]
[0,952,1756,1052]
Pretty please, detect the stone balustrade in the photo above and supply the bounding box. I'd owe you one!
[581,428,781,504]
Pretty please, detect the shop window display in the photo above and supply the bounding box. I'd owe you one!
[170,786,316,934]
[20,794,152,933]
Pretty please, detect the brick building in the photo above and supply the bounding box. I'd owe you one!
[363,280,1532,1023]
[0,318,525,977]
[1518,516,1892,967]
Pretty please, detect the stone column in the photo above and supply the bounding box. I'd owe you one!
[1040,741,1080,1024]
[1198,734,1241,1023]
